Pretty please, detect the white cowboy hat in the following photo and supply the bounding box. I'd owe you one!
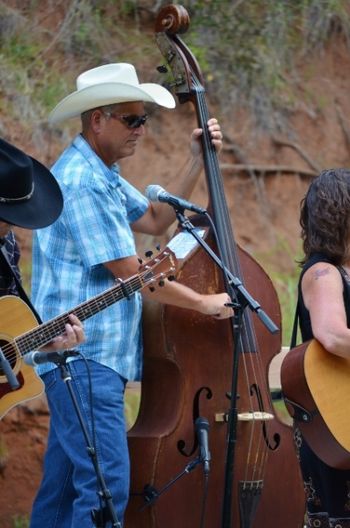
[48,63,176,124]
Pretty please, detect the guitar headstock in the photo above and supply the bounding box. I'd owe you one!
[139,248,178,291]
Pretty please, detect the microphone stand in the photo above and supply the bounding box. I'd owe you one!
[173,209,279,528]
[0,348,20,390]
[51,352,121,528]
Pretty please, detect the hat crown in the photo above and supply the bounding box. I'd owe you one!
[0,140,34,200]
[76,63,140,91]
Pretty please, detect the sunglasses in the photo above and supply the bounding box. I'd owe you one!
[103,112,148,129]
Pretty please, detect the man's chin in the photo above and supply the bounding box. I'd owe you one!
[125,144,138,156]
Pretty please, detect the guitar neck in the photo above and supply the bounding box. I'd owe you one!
[15,274,144,355]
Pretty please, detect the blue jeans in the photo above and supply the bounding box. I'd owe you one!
[30,360,129,528]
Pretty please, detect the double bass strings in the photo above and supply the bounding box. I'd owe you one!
[194,77,275,485]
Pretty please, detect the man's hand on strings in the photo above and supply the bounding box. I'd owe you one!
[190,118,223,157]
[197,292,234,319]
[41,314,85,352]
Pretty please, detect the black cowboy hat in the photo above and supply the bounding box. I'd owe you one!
[0,138,63,229]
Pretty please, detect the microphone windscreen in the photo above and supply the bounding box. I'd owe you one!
[145,185,163,201]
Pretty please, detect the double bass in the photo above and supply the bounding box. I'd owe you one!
[126,5,305,527]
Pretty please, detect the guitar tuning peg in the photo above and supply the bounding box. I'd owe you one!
[168,275,176,282]
[145,250,153,258]
[157,64,168,73]
[158,279,165,287]
[138,257,143,264]
[149,286,155,293]
[156,244,161,251]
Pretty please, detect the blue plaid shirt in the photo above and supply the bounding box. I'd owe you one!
[31,134,149,380]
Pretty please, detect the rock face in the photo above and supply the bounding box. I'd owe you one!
[0,397,49,527]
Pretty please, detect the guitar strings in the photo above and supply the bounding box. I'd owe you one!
[1,268,157,365]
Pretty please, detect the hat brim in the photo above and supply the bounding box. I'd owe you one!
[49,82,176,124]
[0,157,63,230]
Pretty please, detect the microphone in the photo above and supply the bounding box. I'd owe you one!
[24,350,80,366]
[145,185,207,214]
[195,416,211,474]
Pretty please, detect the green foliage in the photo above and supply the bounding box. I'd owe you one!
[124,385,141,429]
[302,0,350,50]
[271,268,300,346]
[118,0,139,18]
[20,258,32,295]
[37,77,69,113]
[271,395,293,426]
[11,515,29,528]
[0,0,160,131]
[254,236,303,346]
[2,36,41,66]
[178,0,350,130]
[0,0,349,132]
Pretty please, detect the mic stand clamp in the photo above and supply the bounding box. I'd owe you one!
[140,456,202,511]
[51,352,122,528]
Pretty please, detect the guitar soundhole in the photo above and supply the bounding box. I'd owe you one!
[0,339,17,375]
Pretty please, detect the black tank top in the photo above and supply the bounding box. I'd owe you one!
[298,252,350,341]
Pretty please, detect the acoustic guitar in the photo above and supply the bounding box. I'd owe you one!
[280,338,350,469]
[0,249,177,420]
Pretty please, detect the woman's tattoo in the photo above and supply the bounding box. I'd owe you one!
[313,267,330,280]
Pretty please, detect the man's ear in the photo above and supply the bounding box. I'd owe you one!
[90,109,104,133]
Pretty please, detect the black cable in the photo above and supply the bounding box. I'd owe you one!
[199,473,210,528]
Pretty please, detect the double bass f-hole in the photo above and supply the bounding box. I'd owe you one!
[177,385,212,457]
[250,383,280,451]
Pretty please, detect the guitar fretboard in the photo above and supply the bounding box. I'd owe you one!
[15,274,144,355]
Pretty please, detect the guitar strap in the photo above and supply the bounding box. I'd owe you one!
[289,303,300,349]
[0,244,43,324]
[338,266,350,327]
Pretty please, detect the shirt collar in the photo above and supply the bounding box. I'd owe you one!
[72,134,121,188]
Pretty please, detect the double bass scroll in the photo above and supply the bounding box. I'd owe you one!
[126,5,305,527]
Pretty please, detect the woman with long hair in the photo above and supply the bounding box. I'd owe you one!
[296,168,350,528]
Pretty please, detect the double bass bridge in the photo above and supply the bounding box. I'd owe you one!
[215,411,274,422]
